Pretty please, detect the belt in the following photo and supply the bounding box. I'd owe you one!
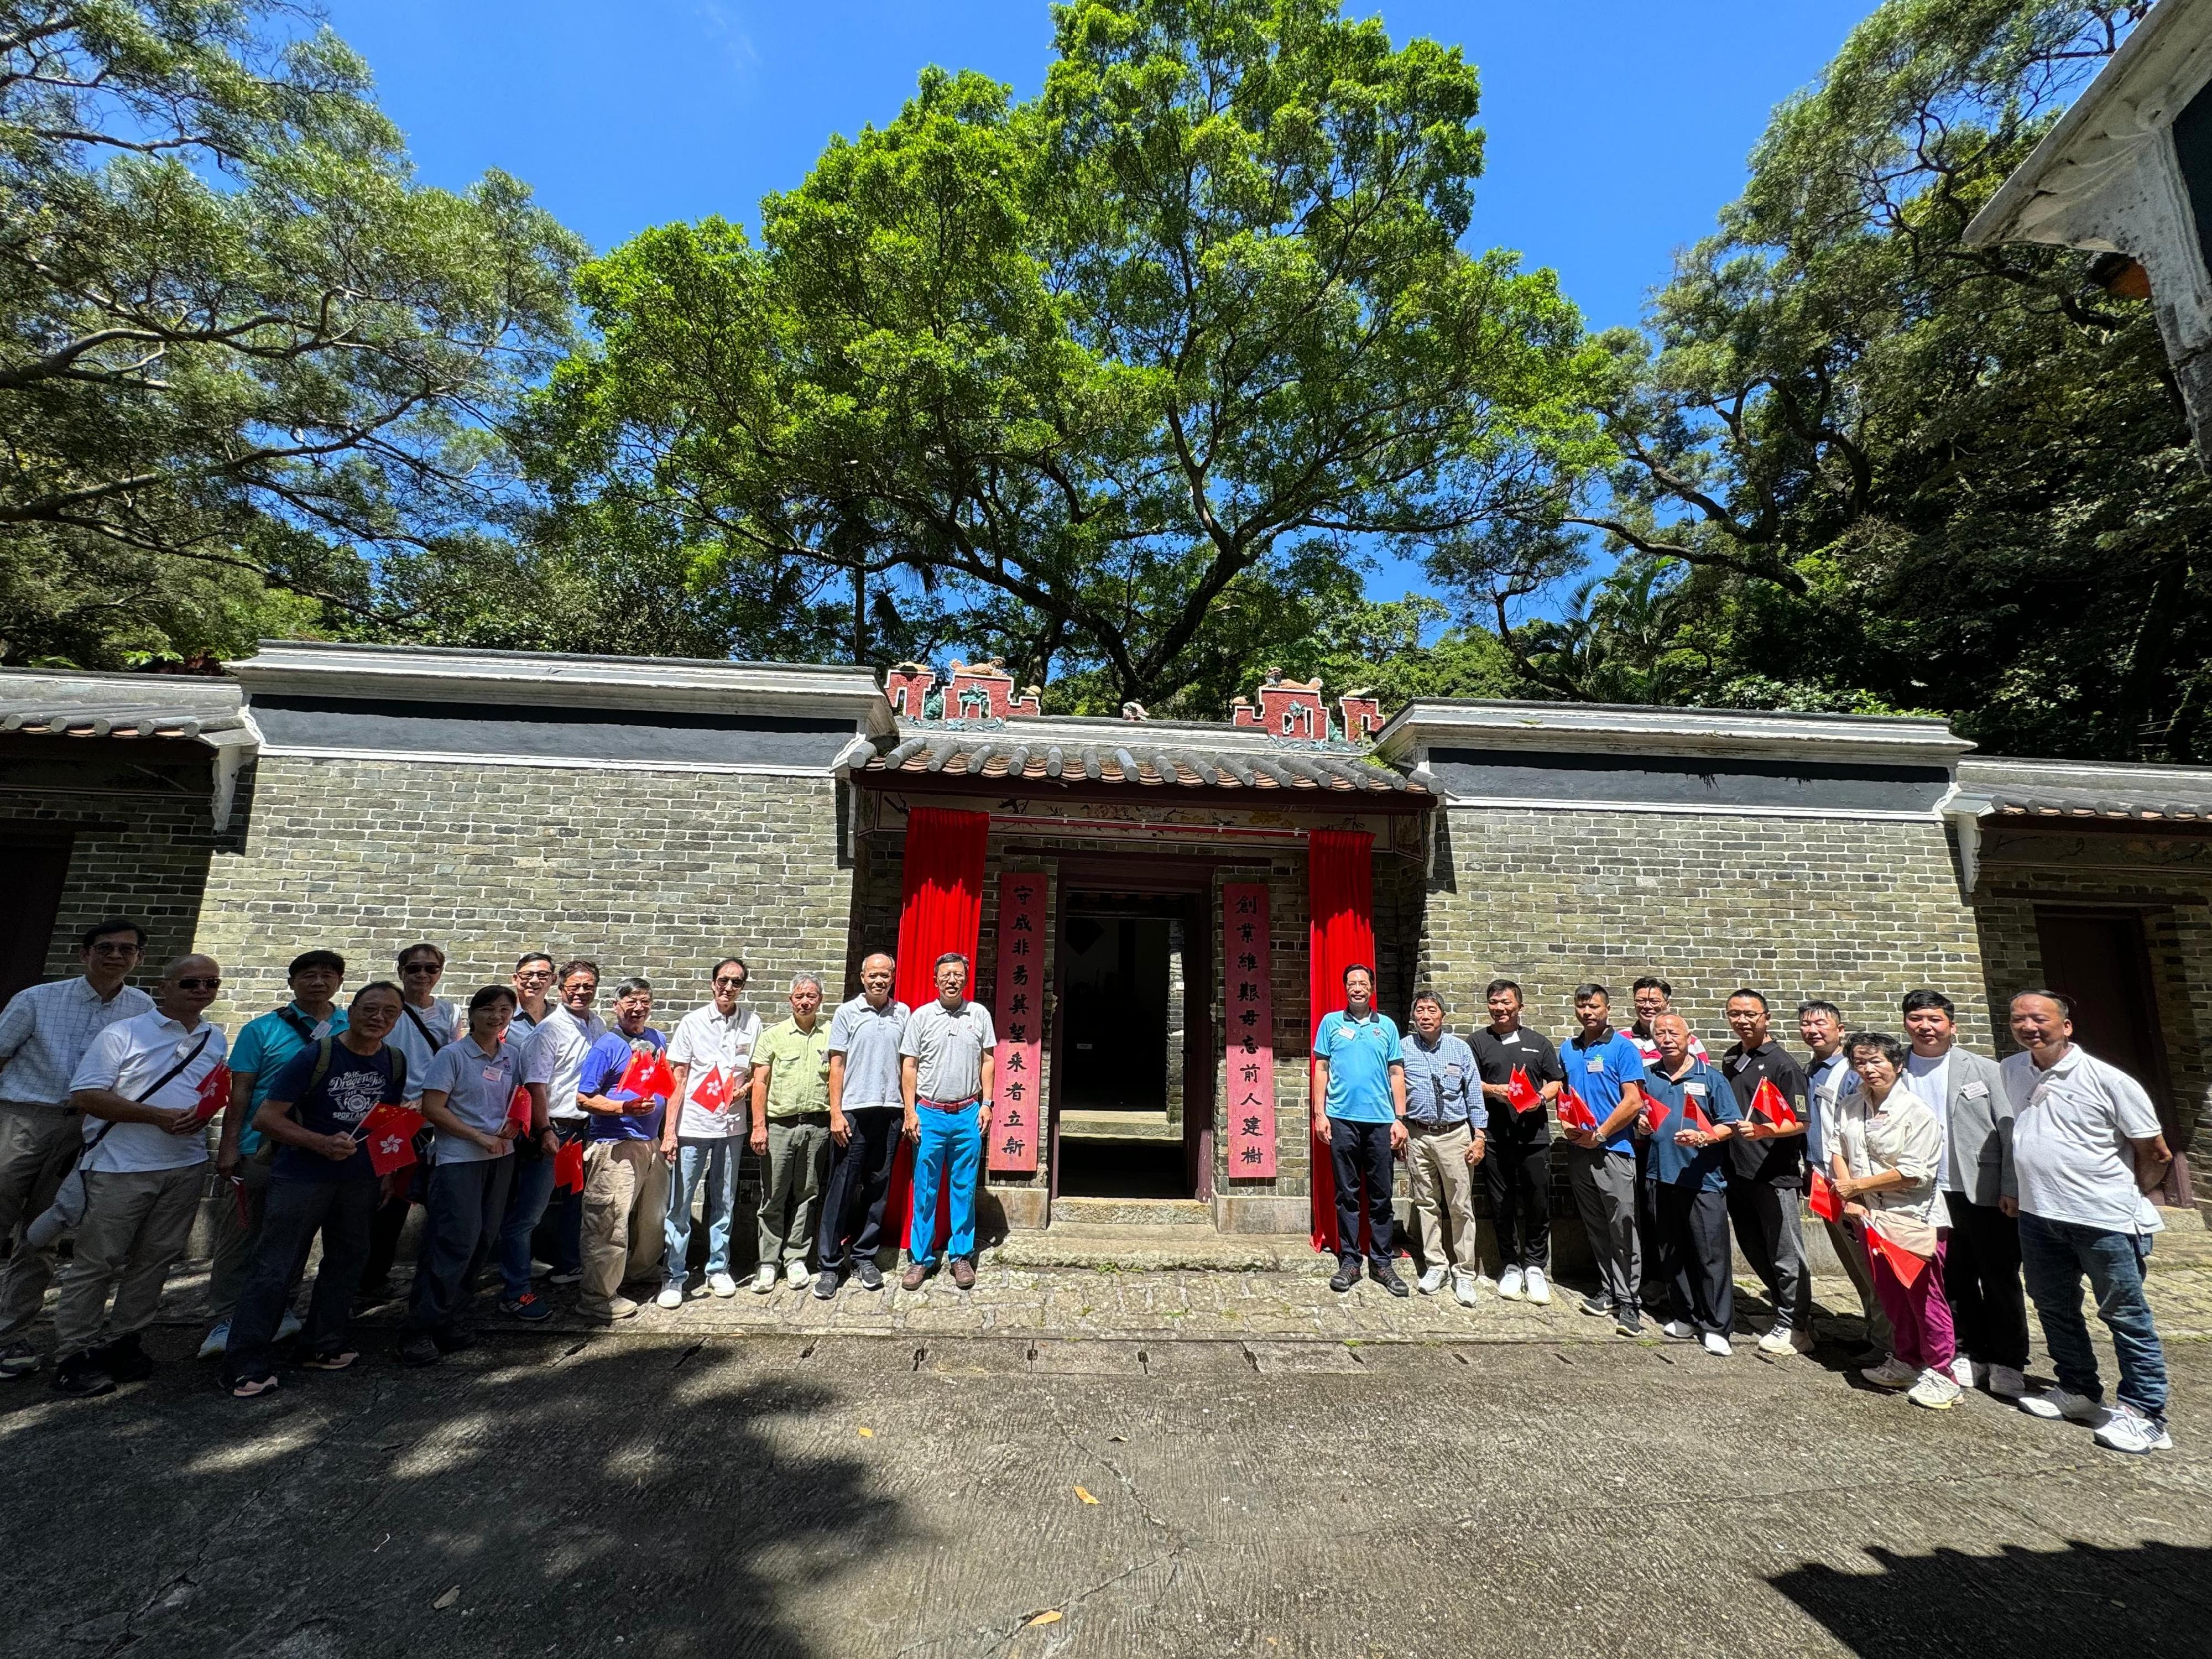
[1406,1118,1465,1134]
[770,1111,833,1125]
[919,1095,981,1113]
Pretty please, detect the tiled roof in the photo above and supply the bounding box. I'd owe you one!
[1959,757,2212,825]
[0,671,247,745]
[1,705,246,740]
[841,721,1422,795]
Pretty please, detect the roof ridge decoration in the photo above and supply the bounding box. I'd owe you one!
[884,660,1040,724]
[1227,669,1381,745]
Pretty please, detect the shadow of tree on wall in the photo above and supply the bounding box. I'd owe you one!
[1770,1541,2210,1658]
[0,1335,909,1658]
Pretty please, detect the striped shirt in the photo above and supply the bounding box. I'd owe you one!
[0,977,154,1106]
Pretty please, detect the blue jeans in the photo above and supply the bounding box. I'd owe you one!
[499,1124,583,1298]
[906,1103,981,1267]
[408,1159,513,1337]
[2018,1211,2167,1417]
[663,1139,736,1285]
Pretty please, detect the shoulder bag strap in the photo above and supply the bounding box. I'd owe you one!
[84,1027,215,1155]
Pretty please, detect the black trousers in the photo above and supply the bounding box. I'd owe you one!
[225,1175,380,1384]
[1656,1182,1734,1338]
[406,1160,513,1337]
[1328,1119,1396,1265]
[1482,1129,1551,1270]
[817,1107,904,1266]
[1943,1190,2030,1369]
[361,1127,432,1292]
[1634,1139,1665,1302]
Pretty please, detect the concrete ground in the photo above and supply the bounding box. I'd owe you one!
[2,1247,2208,1658]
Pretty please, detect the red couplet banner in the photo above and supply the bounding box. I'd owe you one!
[1222,881,1277,1177]
[989,870,1048,1173]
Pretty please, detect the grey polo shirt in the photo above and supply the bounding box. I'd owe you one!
[899,999,996,1103]
[829,994,910,1112]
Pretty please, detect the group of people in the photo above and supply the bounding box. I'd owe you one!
[0,924,998,1400]
[0,924,2180,1454]
[1313,966,2178,1454]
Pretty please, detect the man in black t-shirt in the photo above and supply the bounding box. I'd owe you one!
[1720,988,1813,1357]
[224,982,405,1395]
[1468,979,1564,1305]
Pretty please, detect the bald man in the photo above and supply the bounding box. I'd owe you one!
[816,953,911,1296]
[47,956,230,1397]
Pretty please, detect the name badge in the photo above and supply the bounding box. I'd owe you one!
[1586,1057,1605,1073]
[1500,1032,1521,1046]
[1685,1082,1707,1097]
[1963,1081,1989,1099]
[481,1067,505,1084]
[1445,1065,1462,1079]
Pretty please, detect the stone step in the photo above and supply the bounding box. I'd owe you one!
[989,1223,1321,1272]
[1050,1196,1213,1228]
[1057,1109,1181,1143]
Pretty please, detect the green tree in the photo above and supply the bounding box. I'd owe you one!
[0,0,585,667]
[531,0,1599,710]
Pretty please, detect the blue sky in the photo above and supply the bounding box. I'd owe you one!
[320,0,1877,614]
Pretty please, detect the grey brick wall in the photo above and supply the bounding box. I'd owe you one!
[191,755,854,1034]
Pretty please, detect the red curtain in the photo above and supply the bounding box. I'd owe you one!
[1307,828,1377,1254]
[882,806,990,1253]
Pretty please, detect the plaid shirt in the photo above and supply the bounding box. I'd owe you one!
[0,976,155,1106]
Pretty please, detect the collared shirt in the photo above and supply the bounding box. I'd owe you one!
[0,975,153,1105]
[229,1003,349,1155]
[1313,1009,1403,1124]
[523,1004,608,1120]
[1721,1039,1809,1187]
[1639,1055,1740,1190]
[755,1016,833,1118]
[579,1027,668,1141]
[387,996,461,1100]
[900,1000,996,1103]
[423,1033,526,1164]
[2003,1045,2165,1234]
[829,994,911,1112]
[1400,1031,1484,1131]
[1832,1083,1949,1235]
[1562,1025,1645,1155]
[1804,1049,1856,1172]
[267,1040,401,1182]
[70,1010,227,1174]
[665,1001,763,1140]
[1470,1024,1563,1144]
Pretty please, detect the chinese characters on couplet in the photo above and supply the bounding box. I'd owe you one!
[989,872,1048,1172]
[1222,882,1277,1177]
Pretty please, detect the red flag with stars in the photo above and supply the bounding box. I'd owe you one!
[1684,1097,1717,1134]
[1750,1077,1799,1128]
[554,1137,585,1193]
[1809,1169,1844,1223]
[1864,1223,1927,1288]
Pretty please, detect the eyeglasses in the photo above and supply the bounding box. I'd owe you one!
[401,962,442,975]
[515,969,552,982]
[175,977,221,991]
[86,942,142,956]
[713,977,747,989]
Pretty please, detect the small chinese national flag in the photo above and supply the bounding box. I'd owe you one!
[691,1066,731,1113]
[505,1085,533,1132]
[1864,1224,1927,1288]
[1557,1087,1598,1133]
[187,1063,232,1128]
[1507,1068,1541,1114]
[1808,1169,1843,1222]
[1641,1093,1670,1135]
[1684,1097,1716,1134]
[359,1103,426,1175]
[1750,1077,1799,1127]
[617,1047,675,1101]
[554,1137,586,1192]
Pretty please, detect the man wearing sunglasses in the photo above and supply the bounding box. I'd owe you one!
[0,919,153,1381]
[49,956,230,1397]
[658,958,759,1305]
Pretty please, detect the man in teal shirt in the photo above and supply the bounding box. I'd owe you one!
[202,949,348,1358]
[1312,964,1408,1297]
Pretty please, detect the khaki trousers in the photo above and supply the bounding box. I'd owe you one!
[0,1102,84,1339]
[1405,1121,1481,1276]
[206,1152,278,1321]
[52,1165,204,1358]
[580,1140,669,1313]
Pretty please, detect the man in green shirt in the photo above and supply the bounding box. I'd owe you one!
[748,973,833,1293]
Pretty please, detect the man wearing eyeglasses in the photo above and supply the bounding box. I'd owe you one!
[49,956,230,1397]
[658,958,759,1305]
[0,919,153,1381]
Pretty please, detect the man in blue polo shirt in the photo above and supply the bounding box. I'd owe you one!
[1639,1012,1741,1356]
[1562,983,1649,1335]
[1313,964,1408,1297]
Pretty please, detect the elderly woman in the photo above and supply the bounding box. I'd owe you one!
[1832,1031,1958,1410]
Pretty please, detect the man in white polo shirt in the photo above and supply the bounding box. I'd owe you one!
[50,954,229,1398]
[2003,989,2175,1455]
[658,956,759,1306]
[515,958,606,1287]
[899,952,995,1292]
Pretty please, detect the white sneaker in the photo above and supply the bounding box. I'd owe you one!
[1452,1273,1479,1309]
[1860,1356,1919,1390]
[1949,1354,1978,1389]
[1908,1368,1963,1410]
[785,1260,810,1288]
[1659,1319,1697,1340]
[1524,1267,1552,1306]
[708,1271,738,1298]
[1756,1328,1794,1357]
[1496,1267,1525,1301]
[196,1318,231,1360]
[2017,1386,2107,1426]
[655,1285,684,1311]
[275,1311,302,1342]
[752,1264,778,1294]
[1701,1332,1732,1358]
[2092,1402,2173,1454]
[1416,1266,1447,1296]
[1988,1364,2027,1400]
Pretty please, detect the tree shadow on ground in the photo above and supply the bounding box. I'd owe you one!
[1770,1541,2210,1658]
[0,1331,906,1659]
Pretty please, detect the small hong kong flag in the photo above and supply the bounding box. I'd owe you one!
[554,1137,586,1193]
[1641,1093,1670,1136]
[616,1046,675,1102]
[1557,1087,1599,1134]
[1507,1068,1541,1115]
[186,1063,232,1129]
[1808,1168,1843,1223]
[1864,1223,1927,1289]
[359,1103,426,1176]
[691,1066,731,1114]
[1750,1077,1799,1128]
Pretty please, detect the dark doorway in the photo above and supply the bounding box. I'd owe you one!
[2034,907,2176,1134]
[0,837,71,1005]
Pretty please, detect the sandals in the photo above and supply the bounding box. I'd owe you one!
[230,1375,280,1399]
[298,1350,359,1372]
